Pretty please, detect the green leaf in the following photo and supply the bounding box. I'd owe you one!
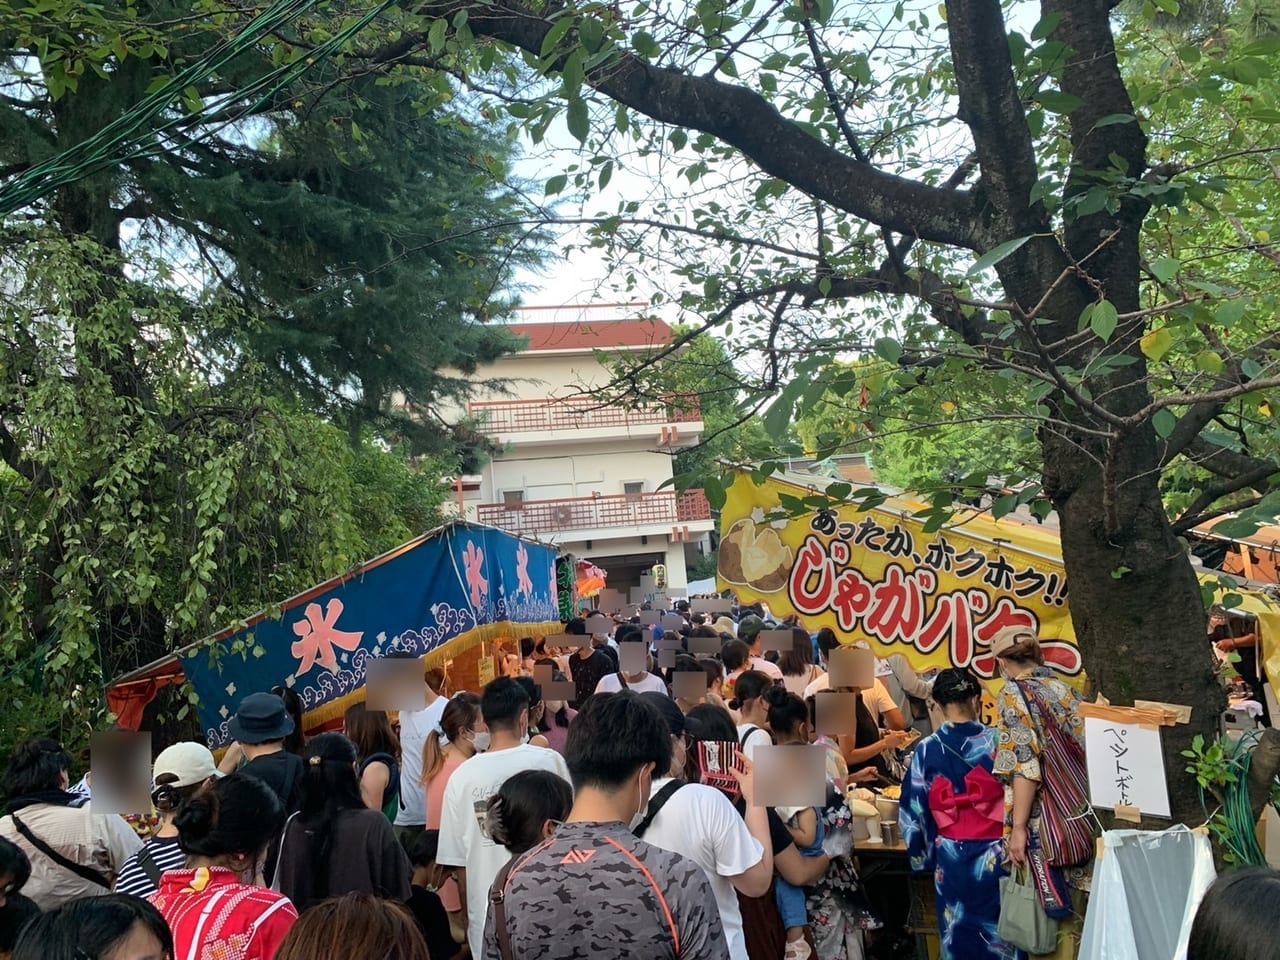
[578,16,605,52]
[1111,565,1132,579]
[1089,300,1118,341]
[1215,300,1246,327]
[1149,257,1180,284]
[544,173,567,195]
[566,98,589,144]
[703,475,726,511]
[1091,113,1136,131]
[1035,89,1084,114]
[1153,407,1177,438]
[873,337,903,364]
[967,236,1032,277]
[1195,351,1225,374]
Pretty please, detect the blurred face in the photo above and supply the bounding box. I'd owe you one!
[0,872,12,909]
[102,920,168,960]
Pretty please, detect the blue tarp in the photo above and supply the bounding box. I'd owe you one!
[179,522,559,747]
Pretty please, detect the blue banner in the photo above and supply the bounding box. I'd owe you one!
[181,523,559,747]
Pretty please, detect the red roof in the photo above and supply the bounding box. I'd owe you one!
[507,318,675,352]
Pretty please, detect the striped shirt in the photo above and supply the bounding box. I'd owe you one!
[113,836,186,898]
[149,867,297,960]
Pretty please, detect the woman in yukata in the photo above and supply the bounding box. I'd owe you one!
[899,668,1023,960]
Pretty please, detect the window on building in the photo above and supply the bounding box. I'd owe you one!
[623,481,645,500]
[502,490,525,510]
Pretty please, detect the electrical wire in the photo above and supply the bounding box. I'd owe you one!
[0,0,400,214]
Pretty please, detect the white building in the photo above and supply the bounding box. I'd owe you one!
[455,304,713,594]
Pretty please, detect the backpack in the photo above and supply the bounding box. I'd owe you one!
[359,753,400,822]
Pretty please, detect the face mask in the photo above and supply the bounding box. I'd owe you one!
[520,729,530,746]
[672,739,688,777]
[544,700,566,715]
[628,769,651,831]
[470,731,490,752]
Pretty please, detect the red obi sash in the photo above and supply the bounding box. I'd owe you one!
[927,765,1005,840]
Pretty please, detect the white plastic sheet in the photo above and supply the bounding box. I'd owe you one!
[1078,825,1216,960]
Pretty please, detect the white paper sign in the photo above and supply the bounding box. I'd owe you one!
[1082,716,1170,818]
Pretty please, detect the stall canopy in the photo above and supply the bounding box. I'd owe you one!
[717,469,1280,701]
[107,521,560,747]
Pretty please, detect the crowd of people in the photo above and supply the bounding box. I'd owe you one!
[0,600,1274,960]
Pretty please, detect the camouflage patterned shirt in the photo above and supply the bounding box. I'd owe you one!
[482,820,730,960]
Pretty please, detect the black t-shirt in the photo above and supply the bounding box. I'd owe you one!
[568,649,614,707]
[406,885,461,960]
[241,750,305,814]
[597,643,620,670]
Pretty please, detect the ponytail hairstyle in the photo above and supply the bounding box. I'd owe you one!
[297,733,364,901]
[484,770,572,855]
[151,774,205,816]
[764,685,808,740]
[173,772,283,862]
[727,670,773,712]
[421,692,480,784]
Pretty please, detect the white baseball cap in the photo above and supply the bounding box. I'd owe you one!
[152,742,223,790]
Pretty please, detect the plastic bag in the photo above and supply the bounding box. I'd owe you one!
[1078,825,1216,960]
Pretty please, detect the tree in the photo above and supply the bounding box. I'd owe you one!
[0,1,542,730]
[310,0,1280,827]
[0,0,543,454]
[0,229,454,739]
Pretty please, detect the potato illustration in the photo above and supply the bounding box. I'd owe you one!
[718,518,793,592]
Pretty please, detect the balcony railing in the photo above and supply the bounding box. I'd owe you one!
[468,395,701,434]
[476,490,711,534]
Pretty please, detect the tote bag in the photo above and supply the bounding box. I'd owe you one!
[998,865,1059,955]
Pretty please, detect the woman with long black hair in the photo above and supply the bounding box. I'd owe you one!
[275,732,411,913]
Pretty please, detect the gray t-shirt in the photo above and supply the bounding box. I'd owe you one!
[482,820,730,960]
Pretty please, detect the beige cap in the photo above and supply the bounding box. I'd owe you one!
[712,616,737,637]
[989,625,1038,659]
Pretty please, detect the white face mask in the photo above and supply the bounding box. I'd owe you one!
[470,731,490,752]
[519,729,530,746]
[628,768,652,831]
[544,700,566,715]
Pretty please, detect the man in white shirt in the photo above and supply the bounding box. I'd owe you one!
[437,676,570,958]
[737,615,784,681]
[594,649,670,696]
[634,693,771,960]
[393,661,447,846]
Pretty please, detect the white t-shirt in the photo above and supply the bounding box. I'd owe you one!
[749,656,783,681]
[801,675,897,722]
[395,695,447,826]
[594,672,669,696]
[641,778,763,960]
[736,723,773,760]
[436,744,571,957]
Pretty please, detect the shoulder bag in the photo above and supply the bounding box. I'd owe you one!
[1014,679,1095,868]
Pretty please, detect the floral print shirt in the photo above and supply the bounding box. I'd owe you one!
[992,666,1091,891]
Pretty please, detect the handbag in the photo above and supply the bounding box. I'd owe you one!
[1015,679,1096,868]
[998,864,1059,954]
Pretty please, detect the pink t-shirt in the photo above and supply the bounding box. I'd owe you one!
[425,751,466,912]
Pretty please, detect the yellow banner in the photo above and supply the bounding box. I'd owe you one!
[717,473,1083,683]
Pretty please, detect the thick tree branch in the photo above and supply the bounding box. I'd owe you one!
[398,1,983,248]
[1183,436,1280,486]
[1172,465,1279,533]
[942,0,1042,236]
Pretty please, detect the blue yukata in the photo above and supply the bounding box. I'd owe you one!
[899,720,1024,960]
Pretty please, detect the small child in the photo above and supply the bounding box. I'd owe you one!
[775,803,824,960]
[405,831,465,960]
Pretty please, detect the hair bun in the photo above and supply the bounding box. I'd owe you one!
[173,789,218,841]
